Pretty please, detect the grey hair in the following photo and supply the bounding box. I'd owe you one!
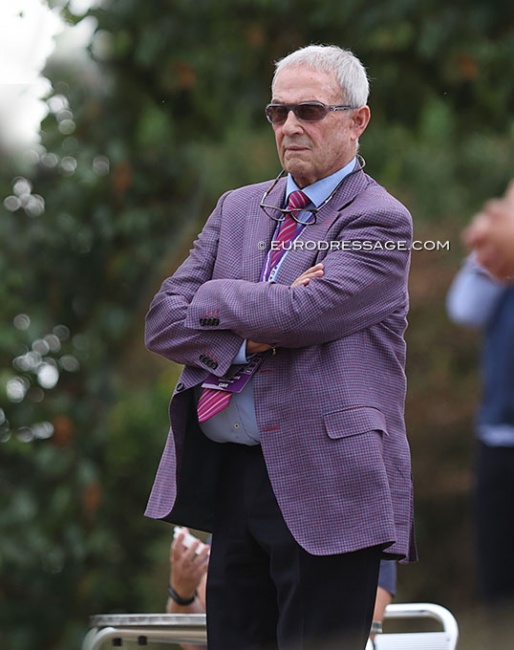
[272,44,369,107]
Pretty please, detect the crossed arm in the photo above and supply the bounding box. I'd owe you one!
[247,263,324,353]
[146,197,411,371]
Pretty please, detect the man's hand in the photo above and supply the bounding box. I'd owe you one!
[291,263,324,287]
[247,340,273,354]
[464,181,514,280]
[169,528,209,600]
[246,264,325,354]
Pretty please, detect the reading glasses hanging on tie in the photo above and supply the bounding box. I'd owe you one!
[259,155,366,225]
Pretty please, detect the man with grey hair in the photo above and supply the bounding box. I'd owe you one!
[145,43,416,649]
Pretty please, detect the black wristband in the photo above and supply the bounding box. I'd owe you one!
[370,621,383,634]
[167,584,196,606]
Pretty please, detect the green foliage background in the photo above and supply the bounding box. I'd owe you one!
[1,1,514,648]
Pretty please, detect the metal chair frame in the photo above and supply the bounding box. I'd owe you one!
[82,602,459,650]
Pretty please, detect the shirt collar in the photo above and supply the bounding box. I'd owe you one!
[285,157,357,208]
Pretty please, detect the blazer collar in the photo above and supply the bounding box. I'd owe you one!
[315,159,369,222]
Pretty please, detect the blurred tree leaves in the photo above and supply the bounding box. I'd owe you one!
[2,0,514,648]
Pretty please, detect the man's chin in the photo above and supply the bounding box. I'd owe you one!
[282,160,311,182]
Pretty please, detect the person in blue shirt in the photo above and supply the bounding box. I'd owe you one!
[447,256,514,639]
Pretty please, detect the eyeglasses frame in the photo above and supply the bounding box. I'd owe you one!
[264,101,356,125]
[259,155,366,226]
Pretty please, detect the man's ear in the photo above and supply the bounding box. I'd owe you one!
[352,105,371,137]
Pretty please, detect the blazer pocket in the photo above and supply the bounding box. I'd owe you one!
[323,406,387,440]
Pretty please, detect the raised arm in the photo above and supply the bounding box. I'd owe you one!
[446,255,505,328]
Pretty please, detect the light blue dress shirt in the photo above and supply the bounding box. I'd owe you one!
[446,256,514,447]
[198,159,357,445]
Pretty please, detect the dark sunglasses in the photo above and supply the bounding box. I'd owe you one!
[265,101,355,125]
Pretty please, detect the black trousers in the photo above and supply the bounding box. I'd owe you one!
[474,442,514,605]
[206,443,381,650]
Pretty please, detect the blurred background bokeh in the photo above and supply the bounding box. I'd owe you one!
[2,1,514,648]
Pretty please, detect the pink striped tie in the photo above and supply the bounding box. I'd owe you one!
[197,190,310,423]
[197,386,232,422]
[269,190,310,270]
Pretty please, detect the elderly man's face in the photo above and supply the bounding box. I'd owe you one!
[271,65,370,188]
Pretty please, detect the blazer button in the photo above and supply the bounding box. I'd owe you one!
[211,361,218,369]
[199,318,206,326]
[213,318,220,326]
[176,382,185,392]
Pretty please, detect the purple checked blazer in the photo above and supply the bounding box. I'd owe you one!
[144,166,417,562]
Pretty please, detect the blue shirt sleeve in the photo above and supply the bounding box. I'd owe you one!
[378,559,396,596]
[446,256,505,328]
[233,340,249,365]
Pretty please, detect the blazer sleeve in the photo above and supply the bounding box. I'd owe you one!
[184,200,412,348]
[145,192,245,376]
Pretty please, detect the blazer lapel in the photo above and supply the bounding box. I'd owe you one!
[240,179,287,282]
[316,164,369,224]
[276,168,369,283]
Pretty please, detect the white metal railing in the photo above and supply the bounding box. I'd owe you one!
[82,602,459,650]
[82,613,207,649]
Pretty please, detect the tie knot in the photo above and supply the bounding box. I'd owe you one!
[287,190,310,214]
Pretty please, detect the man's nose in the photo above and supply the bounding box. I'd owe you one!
[280,110,303,133]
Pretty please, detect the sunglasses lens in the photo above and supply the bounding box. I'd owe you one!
[266,105,288,124]
[265,103,329,124]
[295,103,327,121]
